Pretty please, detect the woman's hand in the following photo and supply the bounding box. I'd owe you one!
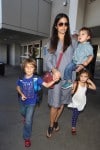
[52,68,61,81]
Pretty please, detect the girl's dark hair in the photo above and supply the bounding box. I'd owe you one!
[79,27,92,42]
[50,13,72,53]
[77,68,91,81]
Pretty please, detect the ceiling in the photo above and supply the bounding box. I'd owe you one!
[0,29,46,44]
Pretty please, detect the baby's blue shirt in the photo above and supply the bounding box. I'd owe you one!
[73,42,93,64]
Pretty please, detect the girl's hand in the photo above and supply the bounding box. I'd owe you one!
[87,79,92,84]
[87,79,96,90]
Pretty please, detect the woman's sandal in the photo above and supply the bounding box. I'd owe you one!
[46,126,53,138]
[53,122,60,132]
[71,128,76,135]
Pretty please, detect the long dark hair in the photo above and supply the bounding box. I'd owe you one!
[50,13,72,53]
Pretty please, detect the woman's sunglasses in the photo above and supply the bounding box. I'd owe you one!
[58,22,69,27]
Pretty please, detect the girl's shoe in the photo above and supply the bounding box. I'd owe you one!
[25,139,31,147]
[46,126,53,138]
[53,122,60,131]
[71,128,76,135]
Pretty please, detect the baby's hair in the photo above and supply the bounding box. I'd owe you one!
[22,58,37,71]
[79,27,92,42]
[77,68,91,81]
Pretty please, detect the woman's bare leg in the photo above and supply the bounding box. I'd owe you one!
[46,107,58,137]
[46,105,64,137]
[50,105,64,126]
[50,107,58,127]
[54,104,64,122]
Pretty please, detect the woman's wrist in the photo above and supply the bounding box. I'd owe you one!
[52,67,58,73]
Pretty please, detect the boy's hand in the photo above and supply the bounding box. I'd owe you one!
[21,94,27,101]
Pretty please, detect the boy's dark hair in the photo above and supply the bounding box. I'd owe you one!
[79,27,92,42]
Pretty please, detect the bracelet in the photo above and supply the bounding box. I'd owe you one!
[80,64,85,67]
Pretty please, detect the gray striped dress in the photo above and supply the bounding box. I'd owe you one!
[45,40,76,108]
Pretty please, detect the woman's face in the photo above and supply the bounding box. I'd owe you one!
[56,17,68,35]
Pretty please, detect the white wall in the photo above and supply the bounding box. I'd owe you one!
[2,0,51,36]
[76,0,86,30]
[69,0,79,34]
[84,0,100,27]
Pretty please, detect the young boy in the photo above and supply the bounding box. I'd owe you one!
[16,58,59,147]
[62,27,94,89]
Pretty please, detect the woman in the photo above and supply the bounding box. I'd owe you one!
[45,13,75,138]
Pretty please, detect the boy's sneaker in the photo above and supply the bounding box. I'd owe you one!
[62,82,72,89]
[25,139,31,147]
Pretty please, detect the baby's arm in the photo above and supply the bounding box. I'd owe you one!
[16,86,27,101]
[87,79,96,90]
[82,55,93,67]
[76,55,93,72]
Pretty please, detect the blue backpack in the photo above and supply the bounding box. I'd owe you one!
[33,75,43,105]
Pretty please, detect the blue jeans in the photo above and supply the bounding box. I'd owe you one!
[19,102,35,140]
[64,61,76,82]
